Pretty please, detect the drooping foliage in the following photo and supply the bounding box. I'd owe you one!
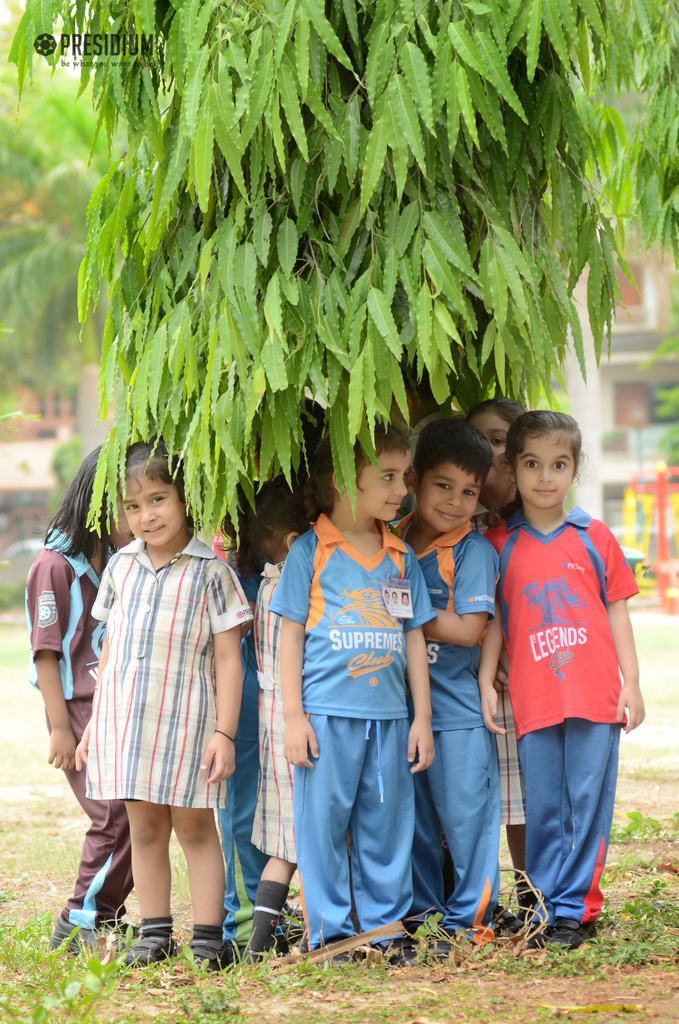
[9,0,678,526]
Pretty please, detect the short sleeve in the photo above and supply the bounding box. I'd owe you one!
[92,564,117,622]
[269,533,316,625]
[403,547,436,632]
[452,534,498,618]
[25,550,74,654]
[206,562,254,633]
[599,524,639,603]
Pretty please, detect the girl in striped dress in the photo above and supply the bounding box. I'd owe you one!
[222,478,309,957]
[76,441,252,970]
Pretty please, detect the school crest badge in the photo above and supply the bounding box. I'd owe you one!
[38,591,58,628]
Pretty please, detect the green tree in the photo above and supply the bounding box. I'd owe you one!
[10,0,679,525]
[0,60,112,398]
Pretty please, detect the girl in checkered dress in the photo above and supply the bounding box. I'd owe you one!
[222,478,309,957]
[76,442,252,970]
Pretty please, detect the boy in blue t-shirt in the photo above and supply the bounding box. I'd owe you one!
[397,419,501,943]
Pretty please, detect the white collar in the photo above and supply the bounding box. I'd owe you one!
[118,535,215,560]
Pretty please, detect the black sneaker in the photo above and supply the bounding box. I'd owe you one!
[124,933,177,966]
[189,936,237,971]
[525,924,553,949]
[493,905,523,936]
[549,917,597,950]
[371,936,420,966]
[50,913,100,954]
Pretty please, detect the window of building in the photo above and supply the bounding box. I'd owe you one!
[614,383,649,428]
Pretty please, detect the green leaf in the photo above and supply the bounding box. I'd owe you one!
[360,107,389,214]
[541,0,571,66]
[366,19,393,107]
[278,218,298,278]
[367,286,402,358]
[526,0,541,82]
[253,209,273,267]
[450,24,526,121]
[342,96,362,187]
[135,0,155,37]
[181,47,210,139]
[400,41,434,133]
[389,75,427,172]
[301,0,355,73]
[241,40,275,149]
[348,349,365,438]
[194,108,214,213]
[454,63,480,149]
[274,0,297,70]
[279,55,310,161]
[261,331,289,391]
[295,16,310,101]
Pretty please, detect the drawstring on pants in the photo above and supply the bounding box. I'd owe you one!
[364,720,385,803]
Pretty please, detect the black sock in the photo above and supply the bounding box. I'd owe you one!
[248,881,289,953]
[139,916,173,940]
[191,924,223,944]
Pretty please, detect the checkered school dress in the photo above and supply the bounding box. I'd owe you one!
[471,511,526,826]
[87,537,252,809]
[250,562,296,861]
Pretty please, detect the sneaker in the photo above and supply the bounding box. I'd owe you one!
[124,933,177,966]
[189,937,237,971]
[50,913,100,954]
[371,936,420,966]
[549,917,597,950]
[525,924,553,949]
[493,905,523,936]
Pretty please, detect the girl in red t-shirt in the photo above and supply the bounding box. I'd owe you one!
[480,411,644,951]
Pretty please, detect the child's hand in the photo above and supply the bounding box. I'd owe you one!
[48,726,77,771]
[493,664,509,692]
[75,723,92,772]
[407,718,434,773]
[283,716,319,768]
[480,684,506,735]
[617,682,646,733]
[201,733,236,784]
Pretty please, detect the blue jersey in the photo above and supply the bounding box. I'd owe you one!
[270,514,435,720]
[399,515,498,731]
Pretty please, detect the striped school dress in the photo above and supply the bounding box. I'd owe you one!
[87,537,252,809]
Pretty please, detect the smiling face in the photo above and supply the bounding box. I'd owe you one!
[513,432,576,514]
[352,448,411,522]
[467,408,517,509]
[410,460,482,543]
[122,471,191,560]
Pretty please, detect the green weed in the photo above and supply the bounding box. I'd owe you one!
[610,811,679,843]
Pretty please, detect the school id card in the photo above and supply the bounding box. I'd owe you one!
[381,577,414,618]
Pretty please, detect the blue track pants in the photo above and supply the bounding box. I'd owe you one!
[294,715,414,950]
[518,719,620,925]
[410,727,501,940]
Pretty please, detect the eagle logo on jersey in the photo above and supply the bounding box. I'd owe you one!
[332,586,397,629]
[523,577,585,627]
[523,578,587,681]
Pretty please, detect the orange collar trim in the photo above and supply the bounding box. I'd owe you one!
[313,513,408,554]
[396,512,471,557]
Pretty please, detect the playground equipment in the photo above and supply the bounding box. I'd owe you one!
[622,462,679,614]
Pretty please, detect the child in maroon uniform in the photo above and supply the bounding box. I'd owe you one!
[26,447,134,952]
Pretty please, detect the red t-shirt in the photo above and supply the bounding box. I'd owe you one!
[485,507,638,740]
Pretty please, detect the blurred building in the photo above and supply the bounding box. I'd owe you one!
[0,391,76,550]
[568,253,678,536]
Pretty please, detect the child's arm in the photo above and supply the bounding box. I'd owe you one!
[201,627,243,784]
[424,609,489,647]
[280,616,318,768]
[404,626,434,772]
[608,599,645,733]
[75,635,109,771]
[478,609,506,735]
[34,651,76,771]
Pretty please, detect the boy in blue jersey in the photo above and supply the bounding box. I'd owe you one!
[397,419,501,943]
[271,426,436,964]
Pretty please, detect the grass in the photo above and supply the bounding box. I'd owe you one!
[1,621,679,1023]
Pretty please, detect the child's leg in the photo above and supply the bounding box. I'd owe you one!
[551,720,620,924]
[408,767,445,926]
[61,699,133,934]
[294,715,363,948]
[350,718,414,941]
[249,857,297,954]
[125,802,173,918]
[171,807,225,926]
[518,723,567,925]
[495,687,527,873]
[428,727,501,942]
